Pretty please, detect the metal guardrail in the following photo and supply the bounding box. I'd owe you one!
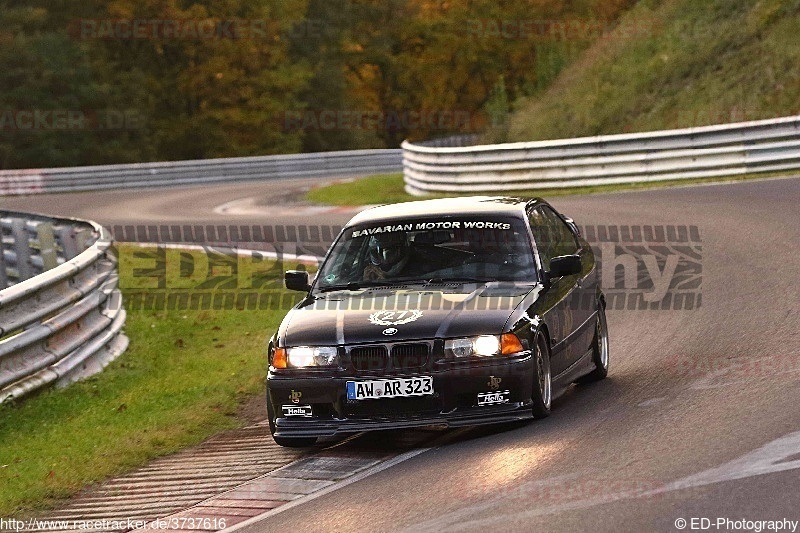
[0,149,402,195]
[0,211,127,403]
[402,115,800,194]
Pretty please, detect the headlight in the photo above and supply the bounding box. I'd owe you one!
[444,334,524,358]
[473,335,501,356]
[272,346,338,368]
[446,337,474,358]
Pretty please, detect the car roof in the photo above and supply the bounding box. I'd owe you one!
[347,196,543,225]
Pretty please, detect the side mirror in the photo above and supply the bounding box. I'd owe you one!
[285,270,311,292]
[548,255,582,278]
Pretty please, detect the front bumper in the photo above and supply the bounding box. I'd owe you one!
[267,353,535,438]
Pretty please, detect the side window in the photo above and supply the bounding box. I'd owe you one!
[528,206,580,270]
[527,207,556,269]
[540,206,579,257]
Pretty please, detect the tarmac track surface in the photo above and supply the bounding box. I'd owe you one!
[3,176,800,532]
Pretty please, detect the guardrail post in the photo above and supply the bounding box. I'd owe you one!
[10,218,34,281]
[57,226,81,259]
[0,244,7,290]
[36,222,59,271]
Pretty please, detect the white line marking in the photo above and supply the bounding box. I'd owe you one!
[654,429,800,490]
[405,429,800,531]
[636,397,667,407]
[212,196,373,216]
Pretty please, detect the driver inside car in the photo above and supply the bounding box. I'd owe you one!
[362,233,411,281]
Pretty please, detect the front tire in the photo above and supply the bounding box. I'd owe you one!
[267,396,318,448]
[531,334,552,419]
[576,303,609,384]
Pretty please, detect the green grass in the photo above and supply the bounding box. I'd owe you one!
[0,245,306,516]
[506,0,800,141]
[305,173,411,206]
[305,170,798,206]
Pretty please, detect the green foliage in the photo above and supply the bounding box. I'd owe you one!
[0,4,149,167]
[0,0,637,169]
[507,0,800,141]
[483,75,510,143]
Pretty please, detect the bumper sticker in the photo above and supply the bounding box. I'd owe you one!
[282,405,313,417]
[477,390,510,406]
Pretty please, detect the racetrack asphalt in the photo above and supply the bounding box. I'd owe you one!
[3,176,799,532]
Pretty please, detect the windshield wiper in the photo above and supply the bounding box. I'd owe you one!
[317,278,499,293]
[424,277,495,284]
[317,279,411,292]
[317,281,364,292]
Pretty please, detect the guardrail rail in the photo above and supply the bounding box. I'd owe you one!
[0,149,402,195]
[0,211,127,403]
[402,115,800,194]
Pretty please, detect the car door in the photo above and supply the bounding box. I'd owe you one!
[539,206,596,366]
[526,206,574,376]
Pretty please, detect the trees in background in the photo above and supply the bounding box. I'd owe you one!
[0,0,634,168]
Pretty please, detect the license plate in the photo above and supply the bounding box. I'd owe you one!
[477,390,510,406]
[346,376,434,400]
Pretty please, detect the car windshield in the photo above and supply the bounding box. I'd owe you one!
[315,216,537,290]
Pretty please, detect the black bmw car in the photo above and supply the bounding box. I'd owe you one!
[267,196,609,447]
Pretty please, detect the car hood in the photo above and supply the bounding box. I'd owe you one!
[279,283,539,346]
